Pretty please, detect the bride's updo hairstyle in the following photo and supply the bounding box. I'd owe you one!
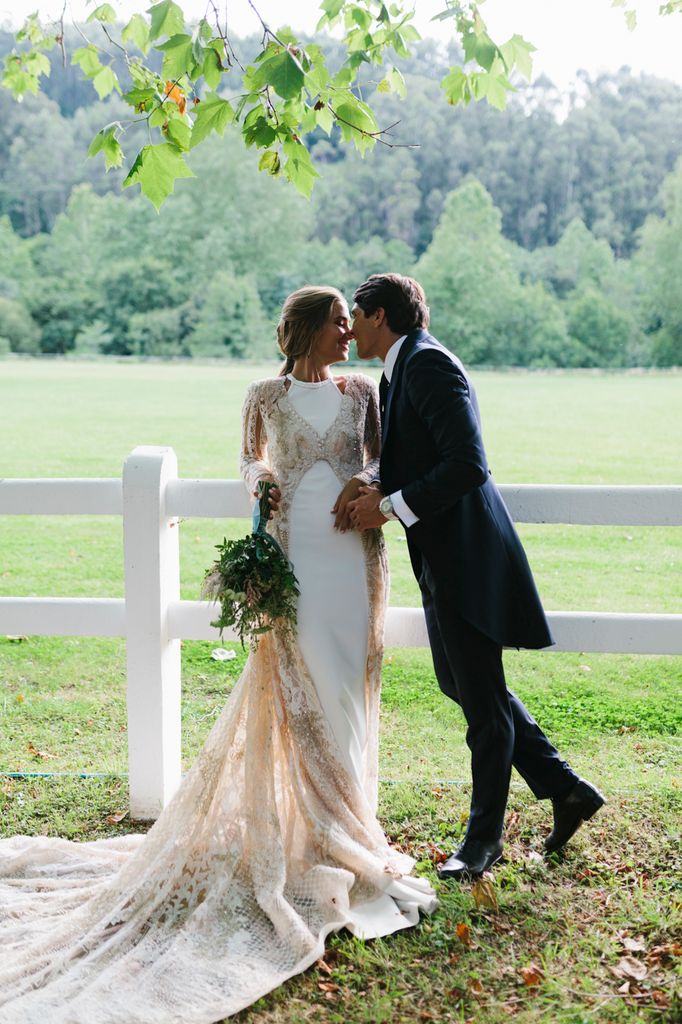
[277,286,346,376]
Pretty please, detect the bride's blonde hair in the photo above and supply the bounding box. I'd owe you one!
[277,286,346,376]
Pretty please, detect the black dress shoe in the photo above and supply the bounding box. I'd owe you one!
[544,778,606,854]
[438,838,503,880]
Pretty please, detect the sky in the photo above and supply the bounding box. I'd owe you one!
[1,0,681,93]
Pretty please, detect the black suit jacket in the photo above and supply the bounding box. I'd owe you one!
[380,328,554,650]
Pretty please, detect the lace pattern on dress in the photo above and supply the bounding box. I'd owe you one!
[0,373,436,1024]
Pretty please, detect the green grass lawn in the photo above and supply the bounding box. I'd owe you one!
[1,360,681,1022]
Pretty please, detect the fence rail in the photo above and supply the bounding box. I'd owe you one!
[1,447,680,819]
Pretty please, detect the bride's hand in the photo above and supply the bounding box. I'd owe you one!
[254,480,281,519]
[331,477,365,532]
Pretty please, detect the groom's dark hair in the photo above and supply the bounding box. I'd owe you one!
[353,274,429,334]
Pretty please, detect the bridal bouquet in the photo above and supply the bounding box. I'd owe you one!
[202,481,299,648]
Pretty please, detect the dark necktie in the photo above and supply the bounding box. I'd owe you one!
[379,372,389,423]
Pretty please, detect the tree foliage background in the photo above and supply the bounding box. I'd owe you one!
[1,15,681,366]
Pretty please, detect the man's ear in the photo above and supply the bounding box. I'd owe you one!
[372,306,386,328]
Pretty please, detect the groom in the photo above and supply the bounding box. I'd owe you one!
[348,273,605,879]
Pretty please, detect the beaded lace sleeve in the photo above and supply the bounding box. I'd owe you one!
[353,376,382,485]
[239,383,276,496]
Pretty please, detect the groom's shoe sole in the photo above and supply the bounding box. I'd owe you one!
[544,780,606,855]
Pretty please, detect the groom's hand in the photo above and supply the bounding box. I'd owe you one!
[348,485,387,531]
[331,477,364,532]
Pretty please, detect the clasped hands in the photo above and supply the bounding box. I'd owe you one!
[258,478,386,532]
[336,480,386,532]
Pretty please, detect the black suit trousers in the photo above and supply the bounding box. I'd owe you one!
[409,540,578,841]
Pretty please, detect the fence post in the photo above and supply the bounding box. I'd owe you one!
[122,446,181,819]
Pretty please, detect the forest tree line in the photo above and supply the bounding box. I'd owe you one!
[0,30,681,366]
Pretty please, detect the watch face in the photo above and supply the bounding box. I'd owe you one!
[380,497,391,514]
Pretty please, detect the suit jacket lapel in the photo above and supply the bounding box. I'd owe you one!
[381,329,427,449]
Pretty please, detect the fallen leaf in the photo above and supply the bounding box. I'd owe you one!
[579,664,592,672]
[618,956,647,981]
[313,969,336,987]
[316,959,333,975]
[468,977,483,995]
[519,963,544,988]
[427,841,448,864]
[104,811,128,825]
[620,936,646,953]
[15,693,25,703]
[471,877,499,911]
[456,922,472,946]
[6,635,28,642]
[617,980,630,994]
[27,741,52,759]
[652,989,670,1008]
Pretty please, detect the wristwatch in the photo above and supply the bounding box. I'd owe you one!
[379,494,399,522]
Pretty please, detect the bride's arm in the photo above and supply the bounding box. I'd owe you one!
[239,383,277,496]
[332,377,381,530]
[354,377,381,485]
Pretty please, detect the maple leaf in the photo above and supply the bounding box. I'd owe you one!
[123,143,194,210]
[165,79,186,114]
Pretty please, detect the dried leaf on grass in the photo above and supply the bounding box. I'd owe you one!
[104,811,128,825]
[519,963,544,988]
[27,741,53,759]
[456,922,472,946]
[612,955,647,981]
[471,877,499,911]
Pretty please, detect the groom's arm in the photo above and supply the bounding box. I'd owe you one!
[400,351,488,520]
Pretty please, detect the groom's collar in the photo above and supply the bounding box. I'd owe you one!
[383,327,431,381]
[383,335,407,382]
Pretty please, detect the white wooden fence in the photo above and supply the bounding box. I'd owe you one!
[1,445,680,818]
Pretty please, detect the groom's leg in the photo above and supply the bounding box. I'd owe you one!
[507,691,579,800]
[417,566,514,842]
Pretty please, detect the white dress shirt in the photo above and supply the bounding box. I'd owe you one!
[383,336,419,528]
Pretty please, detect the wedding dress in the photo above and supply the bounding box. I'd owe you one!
[0,372,437,1024]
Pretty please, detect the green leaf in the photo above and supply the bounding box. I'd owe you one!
[87,4,117,24]
[432,6,458,21]
[625,9,637,30]
[258,149,281,176]
[88,125,124,170]
[24,51,51,78]
[72,45,102,78]
[471,68,513,110]
[123,142,194,210]
[147,0,185,42]
[122,14,151,55]
[122,86,156,109]
[315,103,334,134]
[282,137,319,198]
[158,34,193,80]
[190,92,235,148]
[334,99,378,154]
[499,34,536,81]
[253,50,305,101]
[441,66,471,106]
[164,112,192,151]
[202,47,223,90]
[92,66,120,99]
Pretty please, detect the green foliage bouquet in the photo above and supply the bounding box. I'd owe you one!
[202,481,299,648]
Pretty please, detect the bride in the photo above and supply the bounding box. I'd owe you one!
[0,286,437,1024]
